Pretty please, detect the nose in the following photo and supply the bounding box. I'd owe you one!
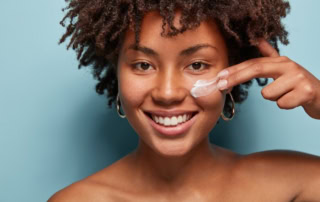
[151,70,187,106]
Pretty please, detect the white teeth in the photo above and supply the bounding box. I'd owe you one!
[164,117,170,126]
[171,116,178,126]
[150,113,194,126]
[159,117,164,124]
[183,114,187,122]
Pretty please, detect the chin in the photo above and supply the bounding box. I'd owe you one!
[151,140,194,158]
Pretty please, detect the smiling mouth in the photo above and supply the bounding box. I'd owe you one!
[144,112,198,127]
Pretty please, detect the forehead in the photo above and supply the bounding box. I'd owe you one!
[120,10,227,57]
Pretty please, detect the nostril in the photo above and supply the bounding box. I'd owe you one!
[151,84,187,105]
[151,93,187,106]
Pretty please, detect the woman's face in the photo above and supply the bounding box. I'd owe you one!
[117,11,229,157]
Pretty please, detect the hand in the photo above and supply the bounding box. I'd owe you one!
[216,39,320,119]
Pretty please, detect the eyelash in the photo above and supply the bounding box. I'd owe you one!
[131,61,210,72]
[131,62,154,71]
[187,62,210,72]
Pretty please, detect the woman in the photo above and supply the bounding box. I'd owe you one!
[49,0,320,201]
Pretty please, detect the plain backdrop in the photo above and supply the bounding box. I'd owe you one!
[0,0,319,201]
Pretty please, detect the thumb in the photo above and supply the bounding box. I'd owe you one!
[258,38,280,58]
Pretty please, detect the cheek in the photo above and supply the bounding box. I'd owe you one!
[196,90,225,122]
[117,67,151,113]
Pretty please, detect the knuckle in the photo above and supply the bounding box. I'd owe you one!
[241,60,255,70]
[286,61,299,70]
[303,84,315,100]
[279,56,289,62]
[231,73,239,84]
[252,63,263,75]
[296,73,307,81]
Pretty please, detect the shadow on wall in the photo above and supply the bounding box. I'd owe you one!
[210,103,260,154]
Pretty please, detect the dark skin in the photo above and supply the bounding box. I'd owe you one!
[217,39,320,119]
[49,148,320,202]
[49,11,320,202]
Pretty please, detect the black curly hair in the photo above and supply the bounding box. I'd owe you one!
[59,0,290,117]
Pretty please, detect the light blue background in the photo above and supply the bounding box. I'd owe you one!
[0,1,319,201]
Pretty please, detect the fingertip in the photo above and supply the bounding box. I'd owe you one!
[217,79,228,91]
[217,69,229,79]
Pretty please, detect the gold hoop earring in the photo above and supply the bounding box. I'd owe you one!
[116,94,126,118]
[221,92,235,121]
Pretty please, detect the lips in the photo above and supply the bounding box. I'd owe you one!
[144,110,198,137]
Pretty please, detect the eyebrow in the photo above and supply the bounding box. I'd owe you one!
[126,43,218,57]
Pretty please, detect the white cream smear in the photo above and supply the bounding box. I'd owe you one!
[190,76,220,98]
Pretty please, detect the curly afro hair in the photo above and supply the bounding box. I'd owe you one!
[59,0,290,118]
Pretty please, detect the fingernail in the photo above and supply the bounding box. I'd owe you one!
[217,70,229,78]
[217,79,228,90]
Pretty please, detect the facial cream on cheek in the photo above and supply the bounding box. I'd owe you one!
[190,76,220,98]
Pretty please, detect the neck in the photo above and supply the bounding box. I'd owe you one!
[131,137,218,191]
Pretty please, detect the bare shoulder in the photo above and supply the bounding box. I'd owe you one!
[47,178,116,202]
[238,149,320,169]
[234,150,320,201]
[48,180,91,202]
[48,153,135,202]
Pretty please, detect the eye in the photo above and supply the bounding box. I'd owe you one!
[131,62,154,72]
[187,62,210,72]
